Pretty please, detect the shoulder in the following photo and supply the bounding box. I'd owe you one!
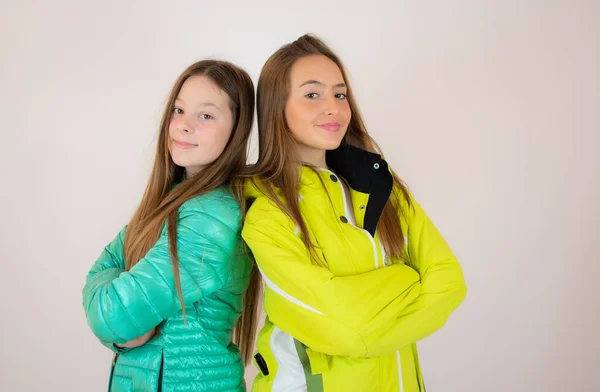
[392,183,433,232]
[245,192,291,227]
[392,183,412,209]
[179,186,242,233]
[243,180,297,239]
[390,180,418,224]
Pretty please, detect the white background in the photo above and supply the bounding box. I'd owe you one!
[1,1,598,391]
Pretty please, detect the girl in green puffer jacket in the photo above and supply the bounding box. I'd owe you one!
[82,59,261,392]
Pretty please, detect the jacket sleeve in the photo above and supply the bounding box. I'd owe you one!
[359,194,467,356]
[242,198,423,358]
[82,227,132,352]
[83,196,242,345]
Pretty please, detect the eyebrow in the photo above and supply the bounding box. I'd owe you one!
[175,98,221,110]
[299,80,346,88]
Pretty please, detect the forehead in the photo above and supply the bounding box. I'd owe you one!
[178,75,228,105]
[289,55,345,84]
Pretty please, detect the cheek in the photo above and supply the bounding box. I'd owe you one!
[286,101,313,131]
[341,102,352,123]
[202,124,232,150]
[167,121,177,138]
[216,125,233,145]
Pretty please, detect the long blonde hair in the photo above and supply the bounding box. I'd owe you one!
[123,59,260,364]
[238,34,410,262]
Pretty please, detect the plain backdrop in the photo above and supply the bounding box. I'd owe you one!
[1,1,598,391]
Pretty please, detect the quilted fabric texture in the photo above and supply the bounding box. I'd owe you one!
[83,186,251,392]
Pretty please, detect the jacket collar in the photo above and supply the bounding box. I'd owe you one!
[326,143,394,236]
[244,143,395,237]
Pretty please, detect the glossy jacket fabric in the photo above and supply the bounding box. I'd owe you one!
[83,187,251,392]
[242,144,467,392]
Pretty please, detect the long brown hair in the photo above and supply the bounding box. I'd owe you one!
[122,59,260,363]
[238,34,411,263]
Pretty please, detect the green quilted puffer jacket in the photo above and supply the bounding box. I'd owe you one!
[83,186,251,392]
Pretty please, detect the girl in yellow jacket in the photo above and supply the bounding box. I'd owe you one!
[240,34,467,391]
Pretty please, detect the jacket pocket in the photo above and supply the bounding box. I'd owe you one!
[110,375,133,392]
[108,353,133,392]
[109,344,163,391]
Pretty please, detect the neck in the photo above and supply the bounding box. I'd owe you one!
[296,144,327,168]
[184,166,203,179]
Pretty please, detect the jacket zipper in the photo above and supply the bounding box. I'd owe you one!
[108,353,118,392]
[332,170,407,392]
[158,352,164,392]
[328,170,382,270]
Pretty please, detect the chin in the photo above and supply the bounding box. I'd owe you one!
[170,154,185,168]
[320,139,344,151]
[177,157,217,169]
[316,132,345,150]
[171,156,196,169]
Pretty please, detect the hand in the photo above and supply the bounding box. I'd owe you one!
[115,327,156,349]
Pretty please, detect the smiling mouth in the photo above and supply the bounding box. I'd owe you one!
[318,122,341,132]
[173,139,198,149]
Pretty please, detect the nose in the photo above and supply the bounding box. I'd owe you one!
[173,115,193,134]
[323,94,339,116]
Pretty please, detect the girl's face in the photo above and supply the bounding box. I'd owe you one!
[168,75,234,177]
[284,54,351,165]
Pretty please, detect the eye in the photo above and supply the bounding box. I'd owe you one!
[173,107,183,114]
[305,93,319,99]
[199,114,214,120]
[335,93,347,100]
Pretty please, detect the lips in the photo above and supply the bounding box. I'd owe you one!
[318,122,341,132]
[172,139,197,149]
